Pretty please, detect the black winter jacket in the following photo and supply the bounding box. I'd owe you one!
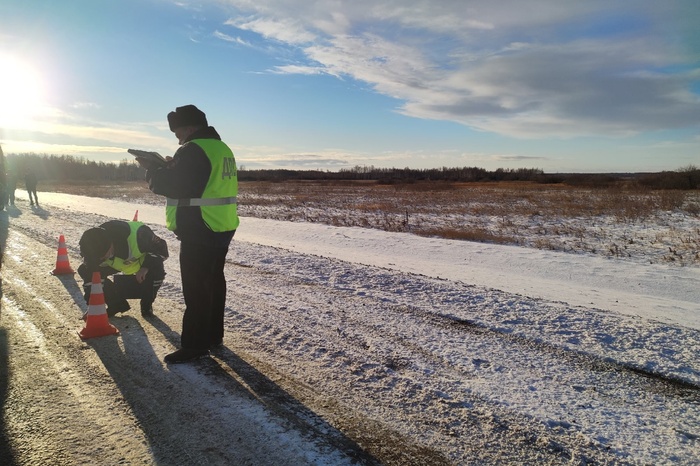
[145,126,236,248]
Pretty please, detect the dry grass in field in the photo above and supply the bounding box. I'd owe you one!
[238,180,700,266]
[42,179,700,266]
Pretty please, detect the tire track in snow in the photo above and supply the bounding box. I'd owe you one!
[227,240,700,464]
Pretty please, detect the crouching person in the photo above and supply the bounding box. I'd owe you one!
[78,220,168,317]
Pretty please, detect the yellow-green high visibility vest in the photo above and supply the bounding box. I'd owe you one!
[100,221,146,275]
[165,139,239,232]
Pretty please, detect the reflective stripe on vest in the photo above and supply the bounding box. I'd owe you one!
[100,221,146,275]
[166,196,237,207]
[165,139,239,232]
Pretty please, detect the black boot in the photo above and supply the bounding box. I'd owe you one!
[164,348,209,364]
[107,300,131,317]
[103,278,130,316]
[140,301,154,317]
[140,281,161,317]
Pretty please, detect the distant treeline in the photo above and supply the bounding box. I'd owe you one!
[241,165,546,182]
[242,165,700,190]
[3,153,142,182]
[3,153,699,190]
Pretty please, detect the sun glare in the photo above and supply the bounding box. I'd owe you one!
[0,53,47,127]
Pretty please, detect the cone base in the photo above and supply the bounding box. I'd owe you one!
[51,267,75,275]
[78,314,119,340]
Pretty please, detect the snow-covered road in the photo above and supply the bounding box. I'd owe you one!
[35,190,700,328]
[1,191,698,465]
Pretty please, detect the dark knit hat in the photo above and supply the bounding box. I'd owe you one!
[167,105,208,132]
[79,227,111,266]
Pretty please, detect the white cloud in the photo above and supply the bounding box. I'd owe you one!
[0,105,176,160]
[219,0,700,138]
[0,139,128,157]
[213,30,252,46]
[271,64,327,76]
[225,16,316,44]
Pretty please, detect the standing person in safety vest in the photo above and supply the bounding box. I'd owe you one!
[78,220,168,317]
[135,104,239,364]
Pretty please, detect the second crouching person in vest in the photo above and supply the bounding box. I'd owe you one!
[136,104,239,364]
[78,220,168,317]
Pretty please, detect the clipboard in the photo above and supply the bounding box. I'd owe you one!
[128,149,167,167]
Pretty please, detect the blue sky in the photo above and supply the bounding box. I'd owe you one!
[0,0,698,173]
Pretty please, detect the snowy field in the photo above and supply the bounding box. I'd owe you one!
[3,188,699,465]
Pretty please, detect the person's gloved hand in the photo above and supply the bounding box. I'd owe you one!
[134,157,153,170]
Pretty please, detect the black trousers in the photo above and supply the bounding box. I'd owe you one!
[27,187,38,205]
[179,241,229,350]
[78,257,165,312]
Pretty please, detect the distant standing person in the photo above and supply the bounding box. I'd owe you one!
[6,169,17,206]
[135,104,239,364]
[25,169,38,206]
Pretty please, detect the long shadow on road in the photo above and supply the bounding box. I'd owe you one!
[5,197,381,463]
[0,328,17,466]
[0,207,17,465]
[208,345,381,465]
[87,311,380,464]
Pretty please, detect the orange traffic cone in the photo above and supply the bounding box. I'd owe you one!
[133,210,139,221]
[78,271,119,340]
[51,234,75,275]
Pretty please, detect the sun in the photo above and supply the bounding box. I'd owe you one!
[0,53,47,127]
